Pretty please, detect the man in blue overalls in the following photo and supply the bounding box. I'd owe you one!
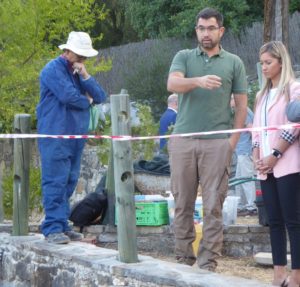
[37,31,107,244]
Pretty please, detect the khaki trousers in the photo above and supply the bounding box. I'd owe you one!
[168,137,232,269]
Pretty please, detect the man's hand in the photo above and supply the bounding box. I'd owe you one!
[167,71,222,93]
[86,93,93,105]
[198,75,222,90]
[73,62,90,79]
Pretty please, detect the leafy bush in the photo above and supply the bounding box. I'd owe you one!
[125,0,264,39]
[97,102,158,165]
[131,103,159,160]
[247,79,260,111]
[0,0,109,133]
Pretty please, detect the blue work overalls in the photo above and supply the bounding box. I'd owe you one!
[37,56,106,236]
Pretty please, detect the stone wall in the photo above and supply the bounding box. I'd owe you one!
[0,230,271,287]
[0,222,273,259]
[85,224,274,258]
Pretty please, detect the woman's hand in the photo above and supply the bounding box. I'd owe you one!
[254,155,278,175]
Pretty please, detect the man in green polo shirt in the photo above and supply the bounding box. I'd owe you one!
[167,7,247,271]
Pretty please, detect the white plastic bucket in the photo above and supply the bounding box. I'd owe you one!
[222,196,239,225]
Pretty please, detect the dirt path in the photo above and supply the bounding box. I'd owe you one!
[149,252,273,284]
[149,215,274,284]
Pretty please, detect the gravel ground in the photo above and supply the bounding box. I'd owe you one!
[146,215,274,285]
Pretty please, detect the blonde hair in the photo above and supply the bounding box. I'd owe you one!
[256,41,295,106]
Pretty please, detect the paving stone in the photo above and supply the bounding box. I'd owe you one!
[254,252,291,268]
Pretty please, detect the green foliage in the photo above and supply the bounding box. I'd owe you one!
[131,103,159,160]
[97,102,158,165]
[2,167,42,219]
[125,0,185,39]
[290,0,300,13]
[247,80,260,111]
[93,0,139,48]
[0,0,109,133]
[84,0,300,48]
[90,112,112,165]
[124,0,264,40]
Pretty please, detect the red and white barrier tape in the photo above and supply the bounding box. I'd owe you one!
[1,123,300,141]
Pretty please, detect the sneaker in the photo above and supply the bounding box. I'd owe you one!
[237,209,250,216]
[46,232,70,244]
[238,208,258,217]
[65,230,84,241]
[176,256,196,266]
[247,208,258,216]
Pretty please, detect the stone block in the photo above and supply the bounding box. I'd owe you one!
[134,173,170,195]
[254,252,291,268]
[249,232,270,244]
[252,244,272,254]
[34,266,58,286]
[224,225,249,234]
[52,270,76,287]
[223,233,251,243]
[222,242,253,257]
[249,225,269,233]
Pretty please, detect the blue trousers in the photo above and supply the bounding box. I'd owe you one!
[261,173,300,269]
[38,138,85,236]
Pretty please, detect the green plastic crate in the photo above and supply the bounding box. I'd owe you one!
[136,201,169,226]
[115,201,169,226]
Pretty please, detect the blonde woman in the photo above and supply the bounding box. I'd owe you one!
[252,41,300,287]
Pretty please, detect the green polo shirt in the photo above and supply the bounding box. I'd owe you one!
[169,47,247,138]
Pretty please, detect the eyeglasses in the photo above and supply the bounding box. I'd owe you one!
[195,25,220,33]
[75,54,87,61]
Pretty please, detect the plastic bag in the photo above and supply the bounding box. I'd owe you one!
[88,105,99,132]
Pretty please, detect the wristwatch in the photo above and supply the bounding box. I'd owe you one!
[271,149,282,159]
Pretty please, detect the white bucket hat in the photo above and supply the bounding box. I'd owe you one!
[58,31,98,57]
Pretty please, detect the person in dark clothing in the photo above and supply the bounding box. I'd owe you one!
[37,31,107,244]
[159,93,178,150]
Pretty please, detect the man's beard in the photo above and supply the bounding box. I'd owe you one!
[200,39,218,50]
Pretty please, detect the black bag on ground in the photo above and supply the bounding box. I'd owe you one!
[69,175,108,229]
[133,154,170,176]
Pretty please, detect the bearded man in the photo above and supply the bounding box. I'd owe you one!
[167,7,247,271]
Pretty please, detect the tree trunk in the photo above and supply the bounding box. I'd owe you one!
[264,0,289,49]
[280,0,289,49]
[264,0,275,43]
